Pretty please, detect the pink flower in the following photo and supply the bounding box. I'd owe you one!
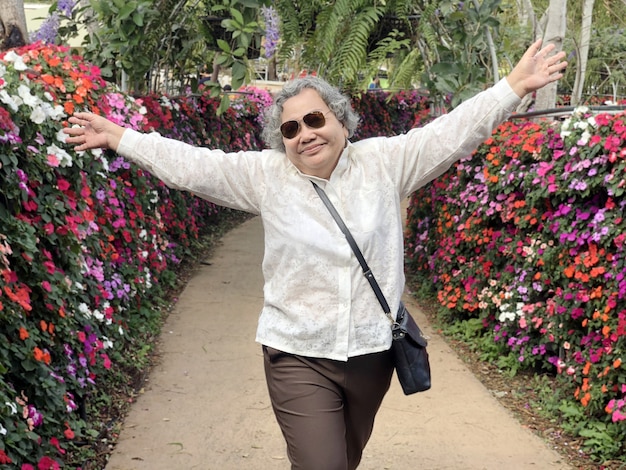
[46,154,60,167]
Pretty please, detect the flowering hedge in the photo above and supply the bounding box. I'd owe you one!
[351,89,431,140]
[405,110,626,462]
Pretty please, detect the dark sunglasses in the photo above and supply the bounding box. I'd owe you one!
[280,111,331,139]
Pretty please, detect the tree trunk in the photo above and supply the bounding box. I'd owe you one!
[534,0,567,111]
[571,0,595,106]
[0,0,28,50]
[517,0,538,36]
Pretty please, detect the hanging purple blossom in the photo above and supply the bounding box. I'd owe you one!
[260,5,280,59]
[58,0,77,17]
[30,0,77,44]
[31,13,61,44]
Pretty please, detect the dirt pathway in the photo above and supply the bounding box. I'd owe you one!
[105,216,572,470]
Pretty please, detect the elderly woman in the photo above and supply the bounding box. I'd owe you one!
[64,39,566,470]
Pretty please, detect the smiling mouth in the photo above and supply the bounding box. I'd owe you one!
[301,143,325,154]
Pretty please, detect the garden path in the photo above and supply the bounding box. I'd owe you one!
[105,215,572,470]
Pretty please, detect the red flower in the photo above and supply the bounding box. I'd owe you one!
[37,456,60,470]
[0,449,12,464]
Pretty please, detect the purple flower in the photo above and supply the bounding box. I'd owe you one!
[260,6,280,59]
[27,405,44,427]
[31,13,61,44]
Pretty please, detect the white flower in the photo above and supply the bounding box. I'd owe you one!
[574,120,588,130]
[498,305,515,323]
[0,423,6,435]
[94,151,107,170]
[578,130,591,146]
[102,336,114,349]
[498,301,524,323]
[43,102,65,121]
[56,128,68,143]
[573,105,589,117]
[0,89,20,111]
[47,144,73,167]
[5,401,17,415]
[3,51,27,70]
[30,106,47,124]
[18,84,41,107]
[559,118,572,138]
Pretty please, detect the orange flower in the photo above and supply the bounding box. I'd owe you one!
[33,347,51,365]
[614,358,622,369]
[41,74,55,85]
[581,392,591,407]
[19,327,29,340]
[590,266,605,277]
[590,286,603,299]
[582,378,590,392]
[64,101,75,115]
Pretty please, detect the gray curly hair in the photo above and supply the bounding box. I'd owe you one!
[261,76,360,152]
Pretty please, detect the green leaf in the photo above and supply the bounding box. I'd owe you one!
[215,53,231,66]
[230,9,245,26]
[118,4,136,20]
[133,12,145,27]
[217,39,231,53]
[231,60,248,86]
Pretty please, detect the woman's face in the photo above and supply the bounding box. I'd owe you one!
[280,88,348,179]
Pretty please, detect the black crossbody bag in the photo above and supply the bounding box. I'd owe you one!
[312,182,431,395]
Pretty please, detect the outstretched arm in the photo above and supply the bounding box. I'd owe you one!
[63,112,126,152]
[506,39,567,98]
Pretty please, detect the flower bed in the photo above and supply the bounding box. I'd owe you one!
[405,110,626,463]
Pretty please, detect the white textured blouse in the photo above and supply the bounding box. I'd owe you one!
[116,78,521,361]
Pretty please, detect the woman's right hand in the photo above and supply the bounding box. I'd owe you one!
[63,112,126,152]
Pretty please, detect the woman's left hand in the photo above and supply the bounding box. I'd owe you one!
[506,39,568,98]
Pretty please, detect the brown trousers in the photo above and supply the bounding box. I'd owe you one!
[263,346,394,470]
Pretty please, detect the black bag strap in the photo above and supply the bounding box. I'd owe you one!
[312,181,394,322]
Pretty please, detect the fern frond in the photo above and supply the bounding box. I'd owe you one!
[329,6,384,82]
[389,48,423,89]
